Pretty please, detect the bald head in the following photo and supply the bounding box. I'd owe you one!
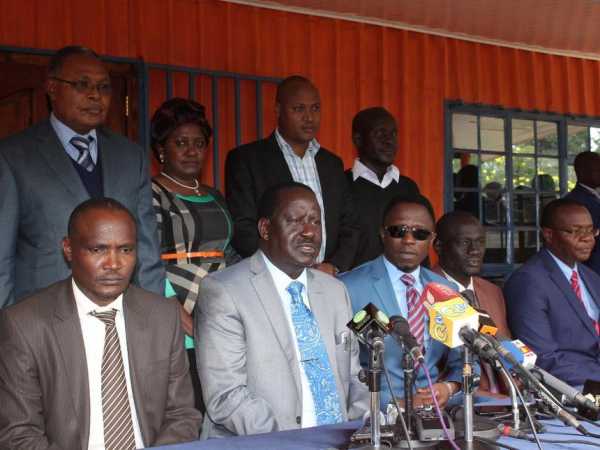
[574,151,600,188]
[275,76,316,104]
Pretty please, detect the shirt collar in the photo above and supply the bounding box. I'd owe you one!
[441,269,474,292]
[72,278,123,319]
[260,250,309,291]
[383,255,421,285]
[50,112,97,143]
[274,128,320,158]
[352,158,400,188]
[578,183,600,199]
[546,248,579,277]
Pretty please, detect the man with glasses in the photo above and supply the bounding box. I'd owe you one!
[0,45,164,307]
[505,198,600,386]
[340,194,464,408]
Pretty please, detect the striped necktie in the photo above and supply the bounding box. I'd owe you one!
[286,281,343,425]
[571,270,600,335]
[70,135,95,172]
[91,309,136,450]
[401,274,425,346]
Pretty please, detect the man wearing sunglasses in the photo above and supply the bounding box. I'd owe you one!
[340,194,464,409]
[505,198,600,386]
[0,45,164,308]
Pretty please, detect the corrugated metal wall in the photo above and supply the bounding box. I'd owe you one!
[3,0,600,215]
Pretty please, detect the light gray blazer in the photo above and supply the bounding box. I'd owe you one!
[195,250,369,438]
[0,120,165,307]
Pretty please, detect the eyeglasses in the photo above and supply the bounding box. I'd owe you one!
[553,228,600,239]
[51,77,112,96]
[384,225,434,241]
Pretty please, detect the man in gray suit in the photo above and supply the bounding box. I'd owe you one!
[0,198,201,449]
[0,45,164,308]
[195,182,368,438]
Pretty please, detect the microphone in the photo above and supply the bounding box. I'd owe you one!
[388,315,425,363]
[530,367,600,419]
[494,339,537,371]
[423,283,480,348]
[347,303,391,351]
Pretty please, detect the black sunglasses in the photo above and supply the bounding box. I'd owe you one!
[385,225,434,241]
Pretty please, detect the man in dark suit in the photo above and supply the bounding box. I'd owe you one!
[346,107,420,267]
[0,45,164,308]
[505,198,600,386]
[0,198,201,449]
[340,195,465,408]
[565,151,600,275]
[433,210,511,397]
[225,75,359,275]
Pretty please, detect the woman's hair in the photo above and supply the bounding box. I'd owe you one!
[150,97,212,160]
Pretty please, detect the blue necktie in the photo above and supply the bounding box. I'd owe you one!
[286,281,343,425]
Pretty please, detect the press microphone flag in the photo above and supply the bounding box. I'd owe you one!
[423,283,479,348]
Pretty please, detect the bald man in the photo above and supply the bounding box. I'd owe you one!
[565,151,600,275]
[225,75,359,275]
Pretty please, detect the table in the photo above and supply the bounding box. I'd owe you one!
[156,419,600,450]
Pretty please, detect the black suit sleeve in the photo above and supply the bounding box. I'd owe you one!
[324,159,360,272]
[225,148,259,258]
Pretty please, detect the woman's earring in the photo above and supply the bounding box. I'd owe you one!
[159,154,165,164]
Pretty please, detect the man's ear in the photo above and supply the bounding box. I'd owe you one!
[541,227,553,246]
[275,102,281,120]
[433,237,442,255]
[258,217,271,241]
[46,78,57,102]
[352,131,362,149]
[62,237,73,263]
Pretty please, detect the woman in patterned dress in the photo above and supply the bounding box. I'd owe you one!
[150,97,238,410]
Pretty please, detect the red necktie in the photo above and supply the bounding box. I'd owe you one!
[570,270,600,336]
[401,274,425,346]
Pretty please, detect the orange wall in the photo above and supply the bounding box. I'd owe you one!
[3,0,600,216]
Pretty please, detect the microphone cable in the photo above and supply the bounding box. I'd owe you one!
[420,363,461,450]
[381,361,413,450]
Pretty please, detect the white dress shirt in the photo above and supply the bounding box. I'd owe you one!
[274,129,326,263]
[72,280,145,450]
[261,252,318,427]
[351,158,400,189]
[441,269,474,292]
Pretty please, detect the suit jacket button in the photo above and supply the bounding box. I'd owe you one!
[296,416,301,425]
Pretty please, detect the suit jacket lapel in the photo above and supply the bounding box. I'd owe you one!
[249,252,302,400]
[264,134,294,183]
[34,121,88,203]
[97,128,121,198]
[372,256,403,317]
[123,287,152,441]
[542,250,598,338]
[52,279,90,450]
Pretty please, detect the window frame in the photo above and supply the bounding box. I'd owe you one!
[445,101,600,278]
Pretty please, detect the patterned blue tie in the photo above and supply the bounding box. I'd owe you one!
[286,280,343,425]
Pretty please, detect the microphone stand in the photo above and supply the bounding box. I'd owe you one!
[402,351,415,437]
[463,346,475,447]
[498,364,520,430]
[357,336,385,450]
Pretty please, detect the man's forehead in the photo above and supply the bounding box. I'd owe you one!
[555,205,592,226]
[60,55,108,78]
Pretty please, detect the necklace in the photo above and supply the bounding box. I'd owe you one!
[160,171,201,195]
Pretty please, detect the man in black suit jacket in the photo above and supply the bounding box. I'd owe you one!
[226,75,359,274]
[565,151,600,275]
[346,107,420,267]
[0,45,164,307]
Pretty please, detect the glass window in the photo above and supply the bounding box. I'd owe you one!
[448,106,600,275]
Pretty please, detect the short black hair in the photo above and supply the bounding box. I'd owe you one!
[150,97,212,160]
[352,107,395,138]
[435,211,480,242]
[275,75,316,104]
[382,194,436,225]
[540,198,586,229]
[48,45,101,77]
[67,197,135,237]
[257,182,315,220]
